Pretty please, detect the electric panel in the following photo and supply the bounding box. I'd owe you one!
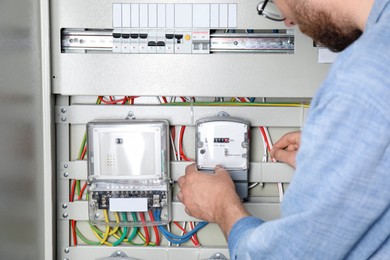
[51,0,330,97]
[53,0,331,259]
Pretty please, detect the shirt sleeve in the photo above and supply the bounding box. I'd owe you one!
[228,216,263,257]
[227,89,390,259]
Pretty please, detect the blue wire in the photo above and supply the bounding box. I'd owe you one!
[154,209,208,244]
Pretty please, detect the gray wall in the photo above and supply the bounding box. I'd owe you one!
[0,0,49,259]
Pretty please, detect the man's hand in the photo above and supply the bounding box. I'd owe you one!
[271,131,301,169]
[177,163,250,238]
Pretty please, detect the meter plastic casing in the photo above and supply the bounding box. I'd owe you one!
[87,119,171,226]
[195,113,250,199]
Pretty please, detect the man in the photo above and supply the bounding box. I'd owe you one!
[178,0,390,258]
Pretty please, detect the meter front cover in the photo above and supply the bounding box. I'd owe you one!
[196,119,250,171]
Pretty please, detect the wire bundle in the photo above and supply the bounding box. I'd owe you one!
[68,96,308,247]
[154,209,208,245]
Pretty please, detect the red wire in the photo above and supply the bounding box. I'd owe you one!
[189,222,200,245]
[171,126,176,140]
[78,182,88,200]
[180,97,187,102]
[148,211,160,246]
[161,96,168,103]
[69,180,77,245]
[70,180,76,202]
[259,127,271,153]
[173,221,199,246]
[71,220,77,246]
[179,126,193,161]
[139,213,150,245]
[80,145,87,160]
[100,99,125,104]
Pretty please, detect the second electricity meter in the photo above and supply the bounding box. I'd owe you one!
[195,112,250,199]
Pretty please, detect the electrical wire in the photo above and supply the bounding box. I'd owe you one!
[259,127,284,201]
[139,212,150,246]
[155,209,207,244]
[179,126,193,161]
[173,222,200,246]
[149,210,161,246]
[165,101,310,108]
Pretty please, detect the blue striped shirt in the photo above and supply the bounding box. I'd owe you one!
[228,0,390,259]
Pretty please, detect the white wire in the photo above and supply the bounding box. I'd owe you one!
[259,127,268,162]
[176,222,187,246]
[167,223,172,247]
[176,126,182,161]
[261,126,284,201]
[170,131,178,161]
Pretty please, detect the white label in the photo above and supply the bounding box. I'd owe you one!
[157,4,166,27]
[140,4,148,27]
[131,4,140,27]
[219,4,228,28]
[166,4,175,28]
[122,4,131,28]
[113,4,122,28]
[175,4,192,28]
[149,4,157,27]
[210,4,219,27]
[228,4,237,28]
[193,4,210,28]
[109,197,148,212]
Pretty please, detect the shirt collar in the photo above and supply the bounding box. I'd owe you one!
[366,0,390,29]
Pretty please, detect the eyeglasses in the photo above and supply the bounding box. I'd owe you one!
[257,0,286,22]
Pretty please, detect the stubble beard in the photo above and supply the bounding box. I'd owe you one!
[291,1,362,52]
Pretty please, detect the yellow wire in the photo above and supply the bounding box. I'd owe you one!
[91,226,113,246]
[136,230,156,246]
[163,102,310,108]
[108,212,120,236]
[100,210,111,245]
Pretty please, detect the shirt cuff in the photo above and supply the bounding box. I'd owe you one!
[228,216,263,259]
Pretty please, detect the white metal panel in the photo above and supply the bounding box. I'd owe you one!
[51,0,330,97]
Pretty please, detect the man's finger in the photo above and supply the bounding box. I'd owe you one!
[177,191,183,202]
[177,176,185,188]
[185,163,198,175]
[271,148,297,169]
[273,131,301,149]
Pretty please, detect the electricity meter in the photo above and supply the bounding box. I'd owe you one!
[195,112,250,199]
[87,119,171,226]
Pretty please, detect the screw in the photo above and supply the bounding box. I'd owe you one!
[63,172,69,178]
[62,213,68,218]
[64,164,68,168]
[95,213,99,219]
[61,108,67,113]
[62,203,67,209]
[61,117,67,122]
[64,248,70,253]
